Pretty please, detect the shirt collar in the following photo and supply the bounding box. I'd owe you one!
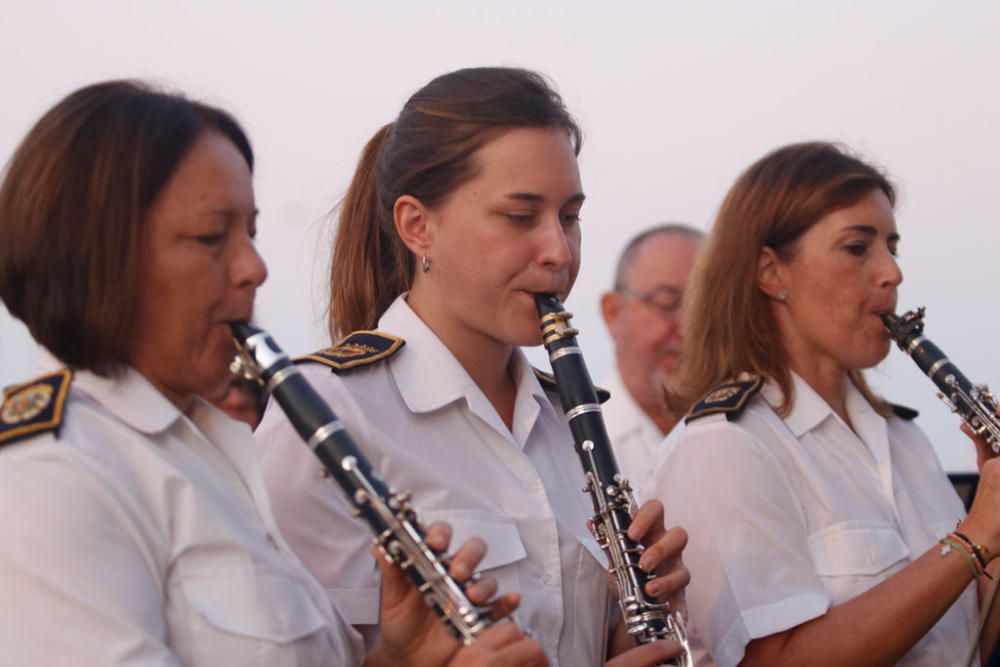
[760,369,881,438]
[760,370,836,437]
[40,350,182,435]
[378,295,550,417]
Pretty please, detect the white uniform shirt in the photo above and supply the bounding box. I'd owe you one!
[0,361,363,666]
[256,296,612,667]
[601,367,666,495]
[646,372,977,667]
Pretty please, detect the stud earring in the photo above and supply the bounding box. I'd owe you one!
[421,255,431,273]
[778,291,787,302]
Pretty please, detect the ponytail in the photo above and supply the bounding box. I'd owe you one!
[328,123,414,339]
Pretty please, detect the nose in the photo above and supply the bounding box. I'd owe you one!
[537,216,576,272]
[880,249,903,290]
[233,232,268,290]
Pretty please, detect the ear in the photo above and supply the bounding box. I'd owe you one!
[393,194,434,257]
[756,245,786,301]
[600,291,622,331]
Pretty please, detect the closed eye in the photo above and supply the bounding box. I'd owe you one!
[844,241,868,257]
[196,233,225,247]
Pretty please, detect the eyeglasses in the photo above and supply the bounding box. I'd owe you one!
[617,285,683,317]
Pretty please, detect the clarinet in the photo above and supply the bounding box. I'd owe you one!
[883,308,1000,453]
[230,323,493,644]
[535,295,692,667]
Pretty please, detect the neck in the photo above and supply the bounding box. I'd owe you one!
[787,358,851,427]
[618,364,674,435]
[648,409,677,435]
[143,375,195,415]
[405,292,518,430]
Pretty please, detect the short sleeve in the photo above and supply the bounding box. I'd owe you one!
[647,418,831,667]
[255,367,383,639]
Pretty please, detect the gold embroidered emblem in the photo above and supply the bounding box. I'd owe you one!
[1,384,54,424]
[704,386,740,404]
[330,343,379,358]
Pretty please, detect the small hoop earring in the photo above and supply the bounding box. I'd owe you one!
[421,255,431,273]
[778,291,787,303]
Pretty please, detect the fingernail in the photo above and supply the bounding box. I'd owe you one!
[640,556,653,571]
[647,581,661,596]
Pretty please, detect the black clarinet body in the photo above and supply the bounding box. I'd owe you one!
[534,295,691,666]
[883,308,1000,453]
[230,323,492,644]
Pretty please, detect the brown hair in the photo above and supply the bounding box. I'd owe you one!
[0,80,253,376]
[328,67,582,339]
[669,141,896,417]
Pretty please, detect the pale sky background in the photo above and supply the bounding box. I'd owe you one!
[1,1,998,471]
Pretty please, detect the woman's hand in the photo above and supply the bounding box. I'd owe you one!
[445,623,548,667]
[605,639,684,666]
[627,499,689,611]
[958,425,1000,558]
[960,423,999,472]
[368,522,541,667]
[605,499,690,662]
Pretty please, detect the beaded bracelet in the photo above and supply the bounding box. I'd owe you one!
[940,536,983,579]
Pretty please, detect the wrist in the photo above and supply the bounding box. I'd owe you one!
[957,518,998,562]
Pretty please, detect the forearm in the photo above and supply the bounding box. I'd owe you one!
[743,544,977,667]
[977,561,1000,665]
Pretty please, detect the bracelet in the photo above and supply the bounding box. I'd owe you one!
[940,536,983,579]
[952,528,991,570]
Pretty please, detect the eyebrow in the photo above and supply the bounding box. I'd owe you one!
[504,192,586,205]
[846,224,900,241]
[200,207,259,220]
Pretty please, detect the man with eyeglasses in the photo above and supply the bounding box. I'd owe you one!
[600,224,704,493]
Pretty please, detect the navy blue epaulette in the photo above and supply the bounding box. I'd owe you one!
[532,368,611,404]
[295,331,405,374]
[890,403,919,420]
[0,369,73,447]
[685,375,764,423]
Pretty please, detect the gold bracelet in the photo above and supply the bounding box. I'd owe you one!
[940,536,983,579]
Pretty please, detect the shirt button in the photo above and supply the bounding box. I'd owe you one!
[541,572,555,587]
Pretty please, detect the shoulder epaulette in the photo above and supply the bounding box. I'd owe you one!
[890,403,919,421]
[295,331,405,374]
[0,369,73,447]
[685,375,764,424]
[532,367,611,404]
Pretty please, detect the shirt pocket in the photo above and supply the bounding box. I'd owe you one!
[806,522,909,603]
[420,508,528,616]
[422,509,528,571]
[181,564,328,644]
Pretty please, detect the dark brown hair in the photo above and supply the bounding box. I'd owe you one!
[669,141,896,417]
[329,67,582,339]
[0,80,253,375]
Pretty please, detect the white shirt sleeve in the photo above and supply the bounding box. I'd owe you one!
[650,418,831,667]
[0,451,180,666]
